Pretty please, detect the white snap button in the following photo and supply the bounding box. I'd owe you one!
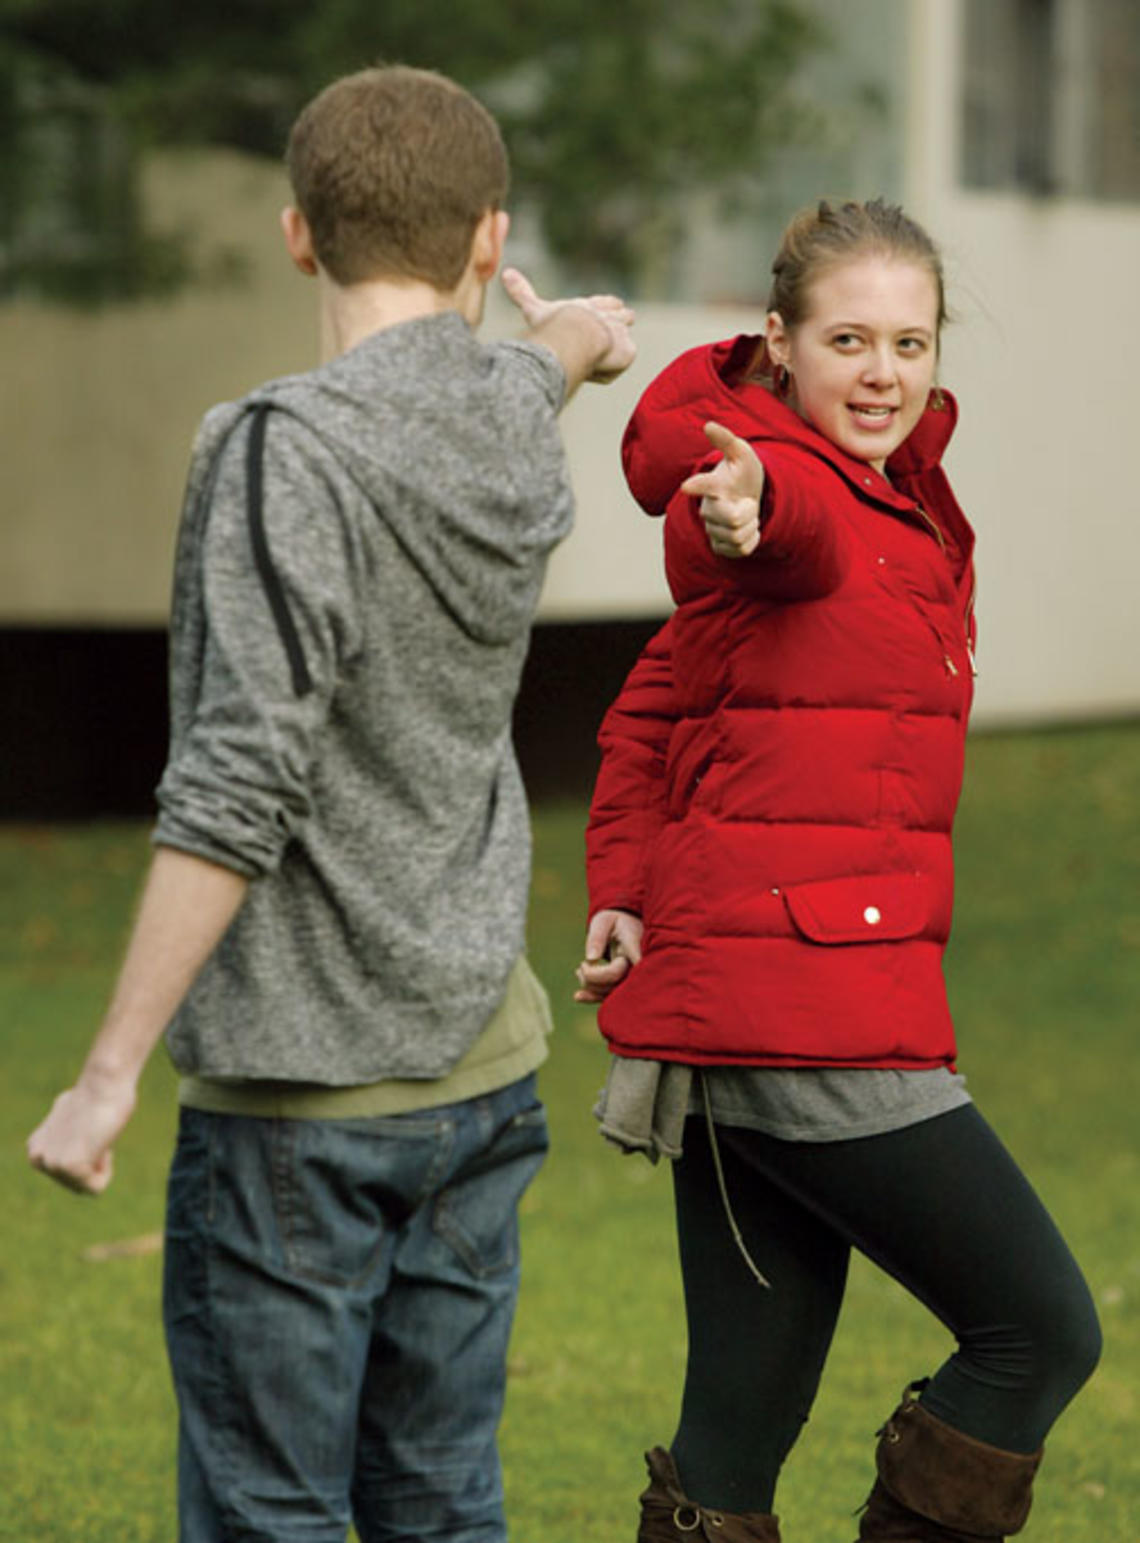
[863,906,882,925]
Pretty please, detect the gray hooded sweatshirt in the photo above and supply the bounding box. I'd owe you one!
[155,311,572,1083]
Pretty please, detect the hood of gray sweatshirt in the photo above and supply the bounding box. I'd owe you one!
[155,311,573,1083]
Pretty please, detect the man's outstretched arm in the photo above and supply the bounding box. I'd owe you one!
[27,846,248,1195]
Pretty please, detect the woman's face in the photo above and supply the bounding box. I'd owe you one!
[767,255,940,472]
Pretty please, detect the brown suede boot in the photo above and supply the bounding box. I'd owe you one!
[638,1447,781,1542]
[855,1384,1043,1541]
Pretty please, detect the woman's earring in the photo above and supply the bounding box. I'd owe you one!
[775,364,792,399]
[929,384,946,411]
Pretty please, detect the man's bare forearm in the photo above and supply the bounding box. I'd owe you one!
[27,846,249,1193]
[85,845,249,1085]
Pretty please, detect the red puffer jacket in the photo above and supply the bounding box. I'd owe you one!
[586,335,977,1069]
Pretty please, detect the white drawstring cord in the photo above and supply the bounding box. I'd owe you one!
[699,1069,771,1290]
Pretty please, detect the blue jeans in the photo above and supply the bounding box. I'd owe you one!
[163,1074,548,1543]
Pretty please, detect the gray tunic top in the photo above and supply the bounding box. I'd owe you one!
[595,1058,971,1161]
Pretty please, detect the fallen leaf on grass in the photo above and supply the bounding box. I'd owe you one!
[532,867,564,899]
[81,1232,163,1262]
[20,917,58,951]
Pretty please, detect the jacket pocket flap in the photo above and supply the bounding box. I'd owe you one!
[783,873,930,944]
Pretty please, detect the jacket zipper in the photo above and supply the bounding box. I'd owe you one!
[913,503,947,554]
[913,505,956,677]
[879,502,971,680]
[913,503,978,679]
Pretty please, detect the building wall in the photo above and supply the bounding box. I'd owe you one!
[902,0,1140,722]
[1,151,313,627]
[555,0,1140,727]
[3,1,1138,731]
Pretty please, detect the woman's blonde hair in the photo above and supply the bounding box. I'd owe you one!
[768,197,947,330]
[742,199,947,389]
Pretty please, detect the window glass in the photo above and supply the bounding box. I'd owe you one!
[962,0,1140,200]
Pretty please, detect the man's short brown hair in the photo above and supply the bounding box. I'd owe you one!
[285,66,509,290]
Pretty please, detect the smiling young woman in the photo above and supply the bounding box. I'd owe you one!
[575,199,1100,1543]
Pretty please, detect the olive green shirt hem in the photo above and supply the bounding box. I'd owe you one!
[177,955,552,1120]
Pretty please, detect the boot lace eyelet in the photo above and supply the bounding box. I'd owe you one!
[673,1505,702,1532]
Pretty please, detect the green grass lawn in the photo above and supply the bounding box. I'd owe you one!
[2,722,1138,1541]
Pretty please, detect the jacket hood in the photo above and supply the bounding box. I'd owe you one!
[622,333,958,517]
[244,311,572,646]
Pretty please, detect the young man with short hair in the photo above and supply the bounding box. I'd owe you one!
[28,64,634,1542]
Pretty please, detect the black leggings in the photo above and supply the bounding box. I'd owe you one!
[670,1103,1101,1513]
